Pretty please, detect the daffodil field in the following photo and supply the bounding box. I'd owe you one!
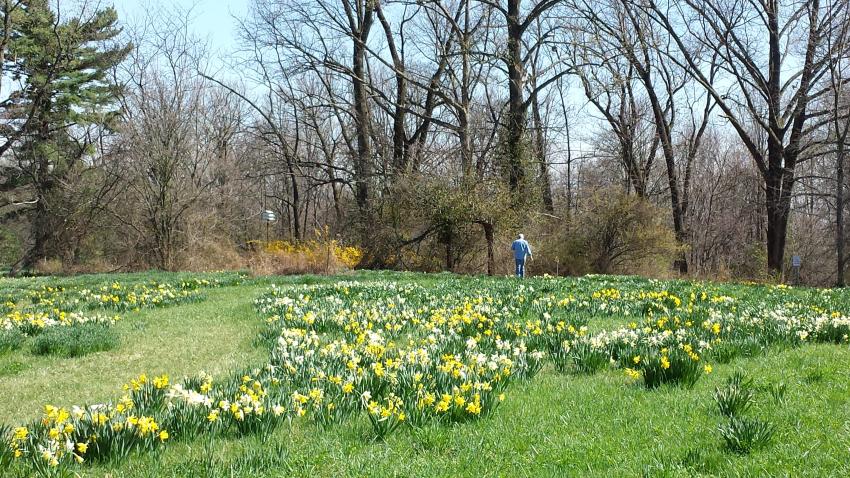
[2,273,850,477]
[1,273,244,336]
[0,273,247,360]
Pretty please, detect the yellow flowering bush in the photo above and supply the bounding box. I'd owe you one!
[249,237,363,274]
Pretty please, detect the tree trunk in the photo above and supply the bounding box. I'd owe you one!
[392,74,407,172]
[287,156,301,241]
[483,222,495,276]
[531,91,554,212]
[506,0,526,196]
[19,199,49,271]
[557,80,573,212]
[376,5,407,174]
[18,107,55,272]
[837,142,845,286]
[352,36,372,215]
[764,161,791,273]
[459,1,473,178]
[635,66,688,274]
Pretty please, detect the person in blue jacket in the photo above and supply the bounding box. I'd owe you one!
[511,234,533,278]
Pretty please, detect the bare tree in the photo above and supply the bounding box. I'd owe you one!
[477,0,568,200]
[825,2,850,285]
[639,0,850,274]
[567,0,719,273]
[115,8,236,269]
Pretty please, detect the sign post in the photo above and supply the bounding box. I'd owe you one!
[791,255,801,285]
[262,210,277,243]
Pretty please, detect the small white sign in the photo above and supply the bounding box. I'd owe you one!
[791,255,801,267]
[262,210,277,222]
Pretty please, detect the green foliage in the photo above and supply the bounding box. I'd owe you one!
[557,340,610,374]
[803,368,827,383]
[718,417,776,454]
[0,329,25,355]
[710,373,778,455]
[0,424,13,470]
[0,227,22,269]
[5,1,131,271]
[0,359,26,378]
[765,382,787,405]
[9,2,131,128]
[6,272,850,475]
[714,373,756,417]
[29,323,118,357]
[709,336,765,363]
[125,443,290,478]
[639,347,705,389]
[0,283,270,458]
[555,189,679,274]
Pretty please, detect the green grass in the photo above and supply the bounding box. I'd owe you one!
[29,322,119,357]
[2,271,850,476]
[0,328,25,354]
[0,283,269,422]
[68,344,850,477]
[0,271,376,422]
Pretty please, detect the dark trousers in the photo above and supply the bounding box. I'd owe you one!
[515,258,526,278]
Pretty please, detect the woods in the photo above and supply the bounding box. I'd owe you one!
[2,0,850,284]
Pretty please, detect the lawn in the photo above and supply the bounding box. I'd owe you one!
[0,283,268,422]
[1,271,849,477]
[82,345,850,478]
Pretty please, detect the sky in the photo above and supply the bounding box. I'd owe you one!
[110,0,249,55]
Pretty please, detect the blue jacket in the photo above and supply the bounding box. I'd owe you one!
[511,239,532,260]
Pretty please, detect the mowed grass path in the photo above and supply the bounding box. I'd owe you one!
[0,284,269,422]
[79,344,850,477]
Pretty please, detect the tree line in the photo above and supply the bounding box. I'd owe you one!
[1,0,849,284]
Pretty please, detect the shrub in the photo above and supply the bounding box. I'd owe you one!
[718,417,776,454]
[29,323,119,357]
[0,329,25,354]
[247,234,364,276]
[178,238,247,272]
[730,242,770,282]
[556,189,679,275]
[34,258,64,276]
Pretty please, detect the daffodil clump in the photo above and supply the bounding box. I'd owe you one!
[537,278,850,387]
[2,402,168,478]
[2,308,117,336]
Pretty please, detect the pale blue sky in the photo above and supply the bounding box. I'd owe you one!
[110,0,249,55]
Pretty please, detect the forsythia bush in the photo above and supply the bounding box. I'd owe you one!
[249,239,363,275]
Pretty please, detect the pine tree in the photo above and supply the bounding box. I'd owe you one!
[8,1,131,272]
